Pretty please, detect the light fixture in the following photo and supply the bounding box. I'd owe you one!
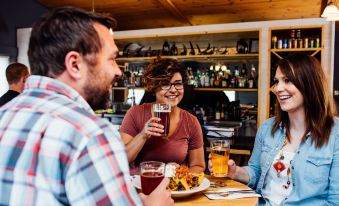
[321,0,339,21]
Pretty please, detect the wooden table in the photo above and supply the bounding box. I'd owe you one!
[174,176,258,206]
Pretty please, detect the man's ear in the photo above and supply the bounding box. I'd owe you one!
[64,51,85,80]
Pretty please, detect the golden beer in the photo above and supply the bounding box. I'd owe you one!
[210,139,230,177]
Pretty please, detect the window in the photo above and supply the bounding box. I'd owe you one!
[0,56,9,96]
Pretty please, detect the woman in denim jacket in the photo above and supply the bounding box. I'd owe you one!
[225,53,338,205]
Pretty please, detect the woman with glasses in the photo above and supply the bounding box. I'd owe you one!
[120,58,205,174]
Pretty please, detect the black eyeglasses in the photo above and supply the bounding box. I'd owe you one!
[160,81,184,90]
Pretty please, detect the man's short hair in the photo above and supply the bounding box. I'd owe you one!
[28,7,116,78]
[6,63,29,85]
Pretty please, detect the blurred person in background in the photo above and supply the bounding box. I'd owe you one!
[0,62,29,107]
[210,53,339,205]
[120,58,205,174]
[0,7,173,206]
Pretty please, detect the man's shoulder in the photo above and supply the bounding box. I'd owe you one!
[0,90,19,107]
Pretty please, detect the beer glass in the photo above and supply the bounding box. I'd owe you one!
[210,139,231,177]
[153,103,171,136]
[140,161,165,195]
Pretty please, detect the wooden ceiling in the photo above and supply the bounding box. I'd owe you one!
[37,0,332,31]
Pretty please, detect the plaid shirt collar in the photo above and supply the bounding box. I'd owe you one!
[25,75,94,114]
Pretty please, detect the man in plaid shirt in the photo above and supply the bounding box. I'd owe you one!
[0,7,173,206]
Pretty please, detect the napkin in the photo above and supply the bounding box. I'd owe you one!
[203,187,261,200]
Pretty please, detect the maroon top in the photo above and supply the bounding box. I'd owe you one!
[120,103,203,173]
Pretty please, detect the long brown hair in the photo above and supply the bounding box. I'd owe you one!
[271,53,336,147]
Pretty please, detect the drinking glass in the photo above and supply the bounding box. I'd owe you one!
[210,139,231,177]
[153,103,171,136]
[140,161,165,195]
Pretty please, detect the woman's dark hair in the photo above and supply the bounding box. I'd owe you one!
[271,53,336,147]
[143,58,188,93]
[28,7,115,77]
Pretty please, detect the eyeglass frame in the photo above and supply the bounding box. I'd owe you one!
[159,81,185,90]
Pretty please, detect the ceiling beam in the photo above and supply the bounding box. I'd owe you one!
[157,0,192,25]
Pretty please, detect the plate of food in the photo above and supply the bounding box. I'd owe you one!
[131,164,210,198]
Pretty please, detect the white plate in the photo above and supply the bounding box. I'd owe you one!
[130,175,210,198]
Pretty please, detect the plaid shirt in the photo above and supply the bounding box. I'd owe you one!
[0,75,142,206]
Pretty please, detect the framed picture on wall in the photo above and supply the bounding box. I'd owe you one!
[249,39,259,53]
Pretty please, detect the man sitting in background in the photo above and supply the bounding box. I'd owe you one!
[0,7,173,206]
[0,62,29,107]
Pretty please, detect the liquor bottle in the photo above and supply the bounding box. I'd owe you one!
[239,63,248,88]
[204,69,210,87]
[221,71,228,88]
[234,65,240,88]
[214,72,221,87]
[290,29,296,48]
[170,42,178,56]
[162,40,170,56]
[187,67,195,86]
[215,102,221,120]
[240,63,247,78]
[200,71,205,87]
[209,71,215,88]
[272,36,277,49]
[220,103,225,120]
[249,64,257,88]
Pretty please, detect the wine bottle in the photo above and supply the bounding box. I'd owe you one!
[162,40,170,56]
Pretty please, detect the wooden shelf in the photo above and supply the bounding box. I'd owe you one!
[270,48,321,59]
[116,53,259,62]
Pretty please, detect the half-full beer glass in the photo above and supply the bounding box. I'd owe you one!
[153,103,171,136]
[210,139,231,177]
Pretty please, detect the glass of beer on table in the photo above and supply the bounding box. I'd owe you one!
[153,103,171,136]
[140,161,165,195]
[210,139,231,177]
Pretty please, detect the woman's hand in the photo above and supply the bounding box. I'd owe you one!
[142,117,164,139]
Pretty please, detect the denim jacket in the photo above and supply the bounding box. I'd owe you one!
[245,117,339,206]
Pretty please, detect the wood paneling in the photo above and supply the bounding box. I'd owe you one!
[37,0,330,30]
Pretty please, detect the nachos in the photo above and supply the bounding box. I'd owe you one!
[167,165,204,191]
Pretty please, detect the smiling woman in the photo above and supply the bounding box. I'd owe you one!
[120,58,206,175]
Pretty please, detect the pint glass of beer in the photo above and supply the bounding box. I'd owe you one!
[210,139,231,177]
[140,161,165,195]
[153,103,171,136]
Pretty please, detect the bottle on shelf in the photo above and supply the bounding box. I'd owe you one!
[170,42,178,56]
[248,64,257,88]
[290,29,296,49]
[162,40,170,56]
[215,102,221,120]
[220,103,224,120]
